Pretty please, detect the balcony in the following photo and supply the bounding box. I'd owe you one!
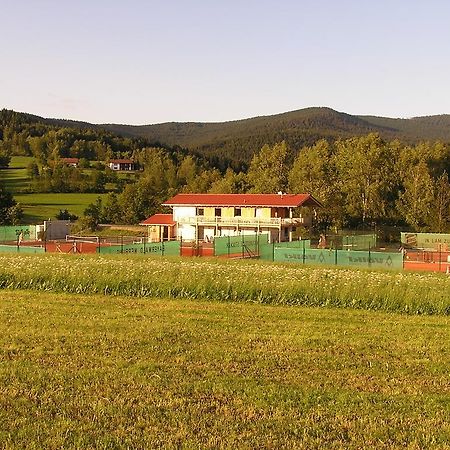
[176,216,307,227]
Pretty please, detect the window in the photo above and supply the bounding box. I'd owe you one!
[215,208,222,217]
[234,207,241,217]
[196,208,204,216]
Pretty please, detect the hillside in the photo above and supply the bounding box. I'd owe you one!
[3,107,450,168]
[72,108,450,167]
[102,107,396,167]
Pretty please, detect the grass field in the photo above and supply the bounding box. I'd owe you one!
[0,156,107,223]
[14,192,106,224]
[0,289,449,448]
[0,254,449,315]
[0,156,33,193]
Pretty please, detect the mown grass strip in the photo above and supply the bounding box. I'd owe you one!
[0,253,449,315]
[0,290,449,449]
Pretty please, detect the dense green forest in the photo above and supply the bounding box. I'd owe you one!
[101,107,450,169]
[0,108,449,233]
[3,107,450,169]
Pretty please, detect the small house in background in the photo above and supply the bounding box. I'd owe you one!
[108,159,138,171]
[141,193,322,243]
[60,158,79,167]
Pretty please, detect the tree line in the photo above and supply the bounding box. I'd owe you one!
[82,135,450,233]
[1,109,449,233]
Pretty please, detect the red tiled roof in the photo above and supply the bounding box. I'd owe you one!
[162,193,322,208]
[140,214,176,226]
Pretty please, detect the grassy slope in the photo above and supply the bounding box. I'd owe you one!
[0,156,33,193]
[14,192,106,224]
[0,289,449,448]
[0,156,106,224]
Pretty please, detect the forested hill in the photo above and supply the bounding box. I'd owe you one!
[102,107,450,167]
[3,107,450,167]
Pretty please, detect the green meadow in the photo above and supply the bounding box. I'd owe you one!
[0,254,449,315]
[0,156,33,193]
[14,192,106,224]
[0,254,449,448]
[0,289,449,449]
[0,156,106,223]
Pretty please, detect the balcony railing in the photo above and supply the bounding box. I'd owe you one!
[175,216,307,227]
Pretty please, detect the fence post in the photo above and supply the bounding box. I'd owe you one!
[335,247,338,266]
[302,240,305,265]
[439,244,442,272]
[121,235,123,254]
[368,244,371,269]
[162,240,165,257]
[180,237,183,256]
[227,235,230,258]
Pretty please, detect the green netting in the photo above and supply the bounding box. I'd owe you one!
[214,234,269,257]
[0,245,44,254]
[259,242,274,261]
[274,248,336,265]
[328,234,377,250]
[337,250,403,270]
[0,225,37,242]
[98,241,180,256]
[275,240,311,249]
[163,241,181,256]
[272,246,402,270]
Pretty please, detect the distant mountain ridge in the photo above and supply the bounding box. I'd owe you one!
[6,107,450,167]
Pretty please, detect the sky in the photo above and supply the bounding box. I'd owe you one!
[1,0,450,124]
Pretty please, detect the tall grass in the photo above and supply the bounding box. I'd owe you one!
[0,253,449,315]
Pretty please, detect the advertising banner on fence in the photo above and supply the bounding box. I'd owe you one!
[401,233,450,250]
[273,247,402,270]
[98,241,180,256]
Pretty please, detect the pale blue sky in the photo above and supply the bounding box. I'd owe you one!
[1,0,449,124]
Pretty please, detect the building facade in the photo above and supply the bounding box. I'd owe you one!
[108,159,138,171]
[141,193,322,243]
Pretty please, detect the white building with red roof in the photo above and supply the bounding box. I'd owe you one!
[108,159,138,171]
[141,193,322,243]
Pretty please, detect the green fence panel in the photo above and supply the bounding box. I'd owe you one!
[327,234,377,250]
[163,241,181,256]
[273,246,402,270]
[337,250,402,270]
[341,234,377,250]
[214,233,269,257]
[274,247,336,265]
[0,245,44,254]
[259,242,274,261]
[214,235,235,256]
[0,225,37,242]
[275,240,311,249]
[98,241,180,256]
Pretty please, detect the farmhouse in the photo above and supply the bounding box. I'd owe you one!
[141,193,322,243]
[108,159,138,171]
[60,157,79,167]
